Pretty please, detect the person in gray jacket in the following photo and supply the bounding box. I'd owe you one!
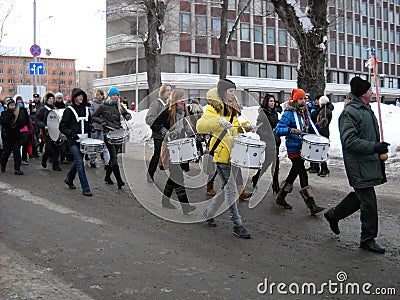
[145,84,172,182]
[324,77,389,254]
[89,89,109,169]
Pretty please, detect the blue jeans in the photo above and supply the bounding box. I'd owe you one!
[66,144,90,191]
[206,163,242,227]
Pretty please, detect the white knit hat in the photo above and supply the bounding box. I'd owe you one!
[319,95,329,105]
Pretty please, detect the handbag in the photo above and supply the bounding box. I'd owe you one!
[201,129,227,175]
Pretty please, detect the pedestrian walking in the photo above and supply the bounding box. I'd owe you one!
[59,88,93,196]
[274,88,326,215]
[324,76,389,254]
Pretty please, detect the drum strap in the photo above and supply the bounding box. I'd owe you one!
[208,114,233,156]
[68,106,89,135]
[294,111,320,136]
[45,105,52,111]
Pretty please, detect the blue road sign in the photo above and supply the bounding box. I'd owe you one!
[29,62,44,75]
[30,44,41,57]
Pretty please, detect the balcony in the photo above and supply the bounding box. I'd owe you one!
[106,34,142,51]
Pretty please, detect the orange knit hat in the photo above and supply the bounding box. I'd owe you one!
[289,88,306,103]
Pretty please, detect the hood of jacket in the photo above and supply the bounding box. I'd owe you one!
[71,88,88,108]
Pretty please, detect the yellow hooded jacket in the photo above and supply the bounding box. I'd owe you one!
[196,88,250,165]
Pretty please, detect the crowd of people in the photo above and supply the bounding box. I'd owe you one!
[0,75,390,253]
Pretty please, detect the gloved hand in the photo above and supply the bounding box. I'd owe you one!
[195,133,204,143]
[373,142,390,154]
[101,121,107,128]
[72,134,80,141]
[89,124,95,133]
[290,128,302,135]
[243,123,254,132]
[124,113,132,121]
[219,118,233,130]
[317,118,328,127]
[160,127,168,137]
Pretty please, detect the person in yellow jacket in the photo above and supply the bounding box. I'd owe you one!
[196,79,251,239]
[205,85,252,200]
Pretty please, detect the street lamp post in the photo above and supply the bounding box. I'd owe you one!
[135,9,139,112]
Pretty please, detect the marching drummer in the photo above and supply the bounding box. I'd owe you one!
[35,92,62,171]
[273,88,327,215]
[91,87,131,189]
[59,88,93,197]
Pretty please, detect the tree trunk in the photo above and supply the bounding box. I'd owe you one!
[219,1,228,80]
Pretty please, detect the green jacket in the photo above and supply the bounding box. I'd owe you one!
[339,94,386,188]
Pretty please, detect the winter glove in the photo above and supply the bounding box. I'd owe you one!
[290,128,302,135]
[72,134,80,141]
[88,124,95,133]
[101,121,107,128]
[195,133,204,143]
[317,118,328,127]
[219,118,233,130]
[243,123,254,132]
[373,142,390,154]
[124,113,132,121]
[160,126,168,137]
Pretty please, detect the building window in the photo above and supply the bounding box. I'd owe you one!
[60,62,65,67]
[347,21,353,34]
[376,7,381,19]
[355,21,360,35]
[330,39,336,54]
[289,36,297,48]
[383,8,388,21]
[355,44,361,58]
[8,69,15,75]
[267,65,277,79]
[52,71,56,76]
[196,16,207,35]
[248,63,258,77]
[254,25,263,43]
[354,0,360,13]
[377,27,382,40]
[19,69,23,75]
[363,45,369,59]
[190,57,199,73]
[19,79,23,84]
[241,23,250,41]
[370,25,375,39]
[8,60,14,65]
[278,30,287,47]
[369,4,375,18]
[60,71,66,76]
[8,79,15,84]
[338,19,344,33]
[0,69,3,74]
[180,13,191,33]
[384,29,388,42]
[267,28,275,45]
[0,79,3,83]
[175,56,189,73]
[227,21,237,40]
[212,18,221,36]
[383,50,389,63]
[259,64,267,77]
[362,23,368,38]
[339,40,345,55]
[52,62,57,67]
[361,2,368,15]
[199,58,213,74]
[0,59,4,64]
[60,80,66,85]
[347,43,353,56]
[69,72,73,76]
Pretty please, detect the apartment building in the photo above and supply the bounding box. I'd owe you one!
[0,53,76,100]
[97,0,400,106]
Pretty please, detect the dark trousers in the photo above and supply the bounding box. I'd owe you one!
[20,132,29,161]
[163,163,189,204]
[148,138,162,178]
[286,156,308,188]
[332,188,378,243]
[1,138,21,171]
[43,136,60,166]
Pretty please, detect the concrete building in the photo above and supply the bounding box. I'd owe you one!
[96,0,400,107]
[76,69,104,100]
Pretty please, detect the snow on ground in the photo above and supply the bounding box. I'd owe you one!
[126,102,400,175]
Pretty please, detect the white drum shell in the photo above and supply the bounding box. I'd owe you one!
[80,138,105,154]
[47,109,65,142]
[107,129,130,145]
[230,137,266,169]
[300,134,330,162]
[167,137,198,164]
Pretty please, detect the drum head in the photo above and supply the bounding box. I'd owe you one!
[47,109,64,142]
[234,136,266,147]
[80,138,104,146]
[303,134,329,144]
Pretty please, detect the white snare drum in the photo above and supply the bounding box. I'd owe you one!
[167,137,198,164]
[300,134,330,162]
[230,136,266,169]
[79,138,105,154]
[47,109,65,142]
[107,128,130,145]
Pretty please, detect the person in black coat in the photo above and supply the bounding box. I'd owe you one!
[59,88,93,196]
[0,99,24,175]
[315,96,334,177]
[35,92,62,171]
[14,96,32,165]
[252,94,281,193]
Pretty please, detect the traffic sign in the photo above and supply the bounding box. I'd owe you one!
[29,62,44,75]
[30,44,41,56]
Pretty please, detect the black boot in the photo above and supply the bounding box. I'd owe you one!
[162,195,177,209]
[299,186,324,215]
[112,165,125,189]
[324,192,360,234]
[104,165,114,184]
[308,162,320,174]
[276,181,293,209]
[318,162,330,177]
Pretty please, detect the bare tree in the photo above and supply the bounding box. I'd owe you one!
[0,0,14,46]
[270,0,329,98]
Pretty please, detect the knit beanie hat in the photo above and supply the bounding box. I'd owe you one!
[319,95,330,105]
[108,87,120,97]
[55,92,63,99]
[6,98,15,107]
[350,77,371,97]
[289,88,306,103]
[217,79,236,99]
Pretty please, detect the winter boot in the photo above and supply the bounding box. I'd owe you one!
[299,186,325,215]
[318,162,330,177]
[238,185,252,200]
[112,165,125,189]
[104,165,114,185]
[308,162,320,174]
[206,182,216,196]
[276,181,293,209]
[162,195,177,209]
[251,170,260,188]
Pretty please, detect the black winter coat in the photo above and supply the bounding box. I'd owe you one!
[317,102,334,138]
[91,102,130,132]
[59,104,92,146]
[0,108,23,141]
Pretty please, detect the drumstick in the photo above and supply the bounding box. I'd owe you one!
[106,125,117,131]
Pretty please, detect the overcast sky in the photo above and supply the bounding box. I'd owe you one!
[2,0,106,70]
